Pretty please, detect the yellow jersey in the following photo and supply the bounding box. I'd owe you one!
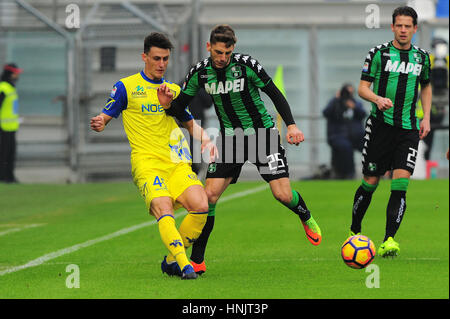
[102,71,193,164]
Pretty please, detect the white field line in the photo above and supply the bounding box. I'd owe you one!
[0,184,269,276]
[0,224,45,237]
[6,255,440,270]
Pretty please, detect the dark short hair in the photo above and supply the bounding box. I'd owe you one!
[209,24,237,47]
[392,6,418,26]
[144,32,173,53]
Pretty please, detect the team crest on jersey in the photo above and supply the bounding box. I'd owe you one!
[231,65,242,78]
[413,53,423,63]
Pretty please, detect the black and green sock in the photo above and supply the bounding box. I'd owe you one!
[384,178,409,242]
[350,179,378,234]
[190,203,216,264]
[286,190,311,222]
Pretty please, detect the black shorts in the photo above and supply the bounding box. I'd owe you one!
[361,116,420,176]
[206,127,289,184]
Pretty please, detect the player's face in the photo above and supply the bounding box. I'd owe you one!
[141,47,170,80]
[391,15,417,48]
[207,42,234,69]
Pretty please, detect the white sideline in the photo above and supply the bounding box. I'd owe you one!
[0,184,269,276]
[0,224,45,237]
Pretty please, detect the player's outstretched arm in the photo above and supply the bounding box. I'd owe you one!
[90,113,112,132]
[358,80,393,111]
[181,119,218,162]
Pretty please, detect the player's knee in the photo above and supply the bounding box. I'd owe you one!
[195,201,209,214]
[363,175,380,186]
[195,190,210,213]
[183,196,209,214]
[150,197,173,218]
[272,189,292,205]
[205,188,220,204]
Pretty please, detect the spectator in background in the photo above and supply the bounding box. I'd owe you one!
[0,63,23,183]
[323,83,367,179]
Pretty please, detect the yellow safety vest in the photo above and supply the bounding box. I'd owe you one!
[0,81,19,132]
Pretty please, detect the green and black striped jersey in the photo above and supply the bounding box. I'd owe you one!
[182,53,274,135]
[361,41,431,130]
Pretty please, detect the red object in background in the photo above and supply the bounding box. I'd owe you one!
[426,160,438,179]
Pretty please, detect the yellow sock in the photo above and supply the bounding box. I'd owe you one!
[157,214,190,271]
[166,211,208,263]
[178,211,208,249]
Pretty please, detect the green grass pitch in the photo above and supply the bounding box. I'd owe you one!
[0,179,448,299]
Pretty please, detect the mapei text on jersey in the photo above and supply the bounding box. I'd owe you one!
[204,78,245,95]
[384,60,422,75]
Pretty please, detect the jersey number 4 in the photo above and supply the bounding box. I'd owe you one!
[153,176,166,188]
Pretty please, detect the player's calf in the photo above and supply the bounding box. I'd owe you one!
[178,211,208,249]
[350,179,378,235]
[384,178,409,242]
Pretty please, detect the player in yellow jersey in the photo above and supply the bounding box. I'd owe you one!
[90,32,216,280]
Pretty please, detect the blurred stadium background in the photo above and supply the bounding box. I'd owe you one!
[0,0,448,183]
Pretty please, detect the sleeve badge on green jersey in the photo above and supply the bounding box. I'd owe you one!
[363,62,369,72]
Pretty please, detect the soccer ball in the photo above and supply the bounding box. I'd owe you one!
[341,235,376,269]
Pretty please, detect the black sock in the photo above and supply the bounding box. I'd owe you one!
[289,191,311,222]
[190,215,215,263]
[350,185,375,234]
[384,190,406,242]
